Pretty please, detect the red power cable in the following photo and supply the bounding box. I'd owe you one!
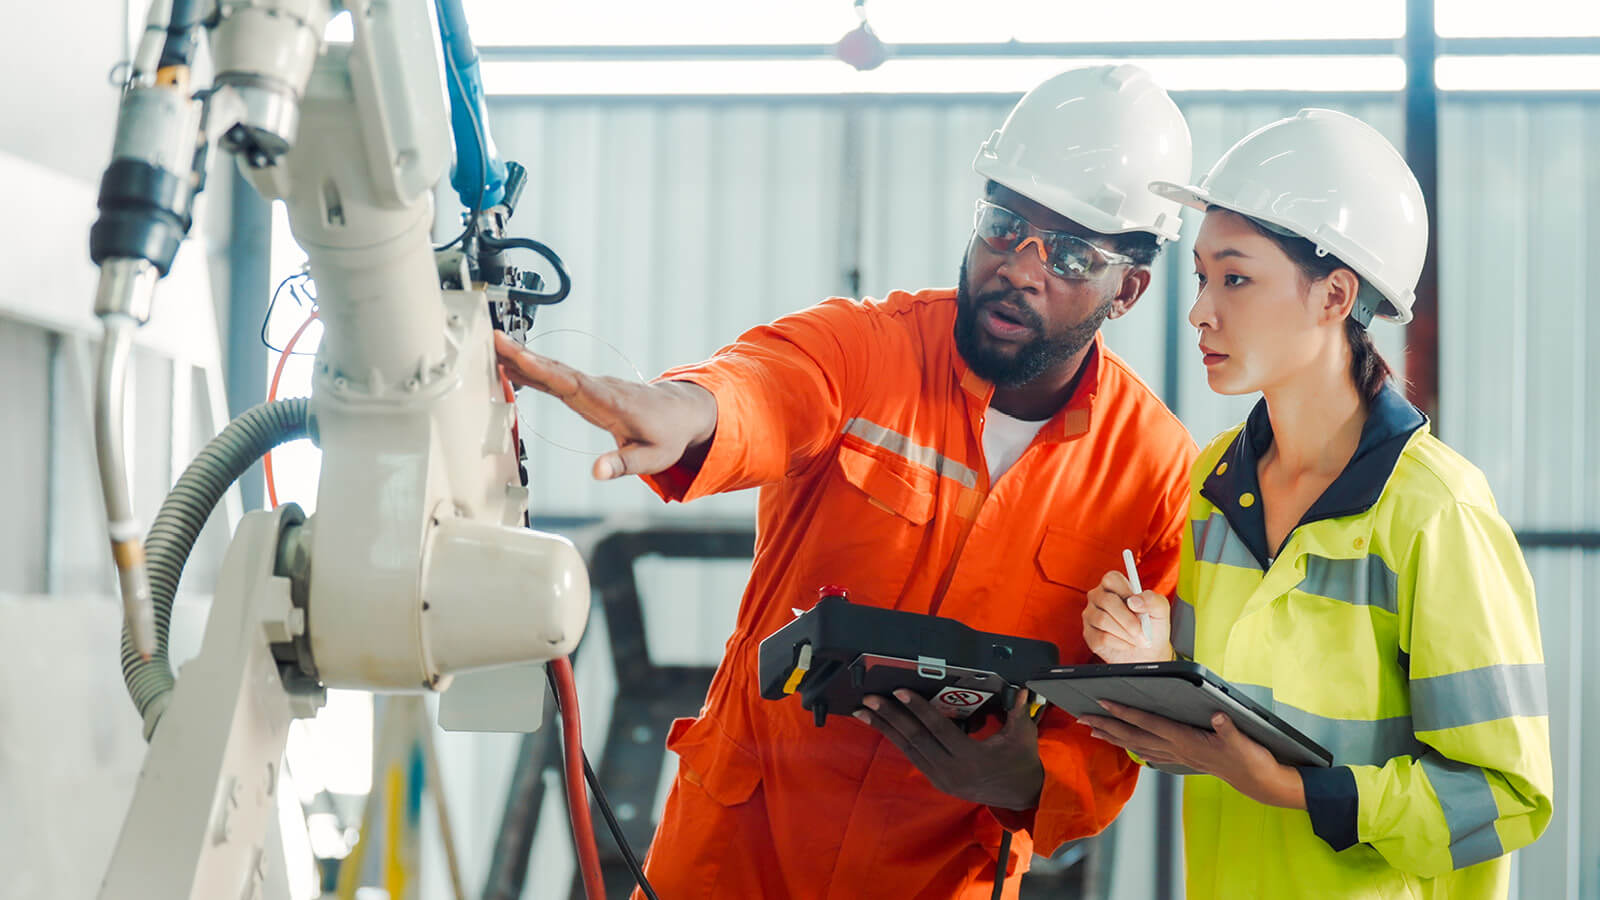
[507,362,605,898]
[265,312,320,509]
[551,655,607,898]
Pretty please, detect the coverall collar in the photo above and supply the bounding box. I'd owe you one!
[957,332,1104,444]
[1200,382,1428,568]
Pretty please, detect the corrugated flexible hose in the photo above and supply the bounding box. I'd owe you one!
[120,397,312,740]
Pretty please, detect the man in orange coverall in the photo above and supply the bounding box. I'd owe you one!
[496,65,1198,899]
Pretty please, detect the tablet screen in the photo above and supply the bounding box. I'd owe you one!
[1027,663,1332,769]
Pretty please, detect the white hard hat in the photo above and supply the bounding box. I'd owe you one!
[1150,108,1427,324]
[973,64,1192,243]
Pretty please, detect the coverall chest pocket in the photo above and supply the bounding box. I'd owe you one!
[1019,525,1124,658]
[804,441,936,607]
[666,716,762,807]
[835,441,936,524]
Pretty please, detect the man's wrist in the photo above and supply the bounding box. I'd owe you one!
[992,762,1045,811]
[666,380,718,446]
[664,380,718,468]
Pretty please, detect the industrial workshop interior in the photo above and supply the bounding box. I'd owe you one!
[2,0,1596,898]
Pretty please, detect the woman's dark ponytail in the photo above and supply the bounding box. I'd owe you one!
[1344,316,1393,400]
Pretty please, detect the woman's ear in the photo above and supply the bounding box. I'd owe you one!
[1317,268,1361,325]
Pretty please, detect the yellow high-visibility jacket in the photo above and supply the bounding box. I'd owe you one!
[1173,386,1552,899]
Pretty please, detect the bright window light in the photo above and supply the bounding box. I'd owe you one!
[1435,0,1600,37]
[325,9,353,43]
[865,0,1405,43]
[1436,55,1600,90]
[285,689,375,798]
[482,56,1406,96]
[462,0,1404,45]
[465,0,858,45]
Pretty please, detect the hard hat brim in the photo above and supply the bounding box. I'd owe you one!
[982,166,1185,243]
[1148,180,1414,325]
[1148,180,1212,213]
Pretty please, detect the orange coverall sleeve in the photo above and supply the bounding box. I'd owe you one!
[641,297,874,502]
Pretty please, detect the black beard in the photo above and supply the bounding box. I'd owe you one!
[953,261,1112,388]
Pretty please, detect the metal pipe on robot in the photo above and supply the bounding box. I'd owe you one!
[90,0,208,660]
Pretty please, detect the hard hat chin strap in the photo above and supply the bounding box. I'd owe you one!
[1350,283,1383,328]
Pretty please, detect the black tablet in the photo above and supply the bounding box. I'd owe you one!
[1026,660,1333,773]
[757,595,1059,728]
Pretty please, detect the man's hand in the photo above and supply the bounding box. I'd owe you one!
[1078,701,1306,810]
[855,688,1044,811]
[494,331,718,480]
[1083,570,1174,664]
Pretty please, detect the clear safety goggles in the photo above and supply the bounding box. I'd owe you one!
[972,199,1135,279]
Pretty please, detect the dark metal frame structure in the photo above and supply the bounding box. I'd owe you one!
[576,521,754,899]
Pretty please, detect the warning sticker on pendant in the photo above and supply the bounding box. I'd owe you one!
[933,687,994,718]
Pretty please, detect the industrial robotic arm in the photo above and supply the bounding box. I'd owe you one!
[89,1,592,897]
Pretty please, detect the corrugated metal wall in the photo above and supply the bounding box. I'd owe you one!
[1437,98,1600,900]
[0,322,231,597]
[488,95,1409,518]
[0,321,52,592]
[483,93,1599,899]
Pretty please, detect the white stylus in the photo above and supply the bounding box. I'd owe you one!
[1123,548,1153,648]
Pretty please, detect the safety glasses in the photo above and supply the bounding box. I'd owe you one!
[972,199,1135,279]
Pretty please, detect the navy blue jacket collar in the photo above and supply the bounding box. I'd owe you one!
[1199,384,1427,568]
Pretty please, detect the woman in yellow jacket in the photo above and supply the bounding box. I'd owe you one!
[1078,109,1552,899]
